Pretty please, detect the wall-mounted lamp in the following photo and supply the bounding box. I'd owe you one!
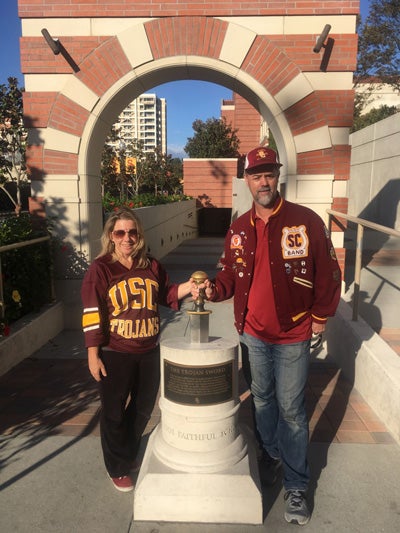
[313,24,335,72]
[41,28,80,72]
[41,28,61,55]
[313,24,332,53]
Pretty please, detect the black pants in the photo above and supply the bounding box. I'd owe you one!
[98,346,160,477]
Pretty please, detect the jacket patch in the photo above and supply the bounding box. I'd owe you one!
[281,225,309,259]
[230,234,243,249]
[293,276,313,289]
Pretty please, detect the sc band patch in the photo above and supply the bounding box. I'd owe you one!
[281,225,309,259]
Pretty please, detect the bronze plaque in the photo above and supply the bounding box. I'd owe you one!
[164,359,233,406]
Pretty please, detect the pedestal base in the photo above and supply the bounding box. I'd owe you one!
[133,425,263,525]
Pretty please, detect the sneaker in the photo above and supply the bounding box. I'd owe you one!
[284,490,310,525]
[258,451,282,486]
[108,474,134,492]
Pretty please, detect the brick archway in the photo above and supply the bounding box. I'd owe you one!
[20,2,357,291]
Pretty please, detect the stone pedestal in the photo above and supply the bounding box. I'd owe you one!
[133,337,262,524]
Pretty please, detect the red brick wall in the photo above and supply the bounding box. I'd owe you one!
[20,37,109,75]
[19,0,357,267]
[183,160,237,208]
[230,95,261,155]
[18,1,359,18]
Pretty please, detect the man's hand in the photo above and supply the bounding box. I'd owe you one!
[190,278,215,300]
[311,322,325,336]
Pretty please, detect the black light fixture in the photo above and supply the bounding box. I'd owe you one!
[313,24,332,53]
[41,28,80,72]
[41,28,61,55]
[313,24,335,72]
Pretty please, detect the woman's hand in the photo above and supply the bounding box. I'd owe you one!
[177,279,194,300]
[87,347,107,382]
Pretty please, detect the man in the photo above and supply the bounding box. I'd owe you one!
[199,146,341,525]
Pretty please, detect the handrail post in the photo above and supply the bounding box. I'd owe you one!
[326,208,400,324]
[352,223,364,321]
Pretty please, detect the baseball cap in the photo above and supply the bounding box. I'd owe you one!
[244,146,282,172]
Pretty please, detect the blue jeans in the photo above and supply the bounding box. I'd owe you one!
[240,332,310,491]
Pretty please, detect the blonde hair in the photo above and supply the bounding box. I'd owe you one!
[98,208,150,268]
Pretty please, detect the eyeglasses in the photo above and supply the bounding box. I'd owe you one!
[112,229,138,238]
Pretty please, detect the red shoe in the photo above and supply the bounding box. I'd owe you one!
[108,474,134,492]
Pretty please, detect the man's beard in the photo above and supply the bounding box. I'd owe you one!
[255,188,277,208]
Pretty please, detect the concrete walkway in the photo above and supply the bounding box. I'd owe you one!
[1,238,399,532]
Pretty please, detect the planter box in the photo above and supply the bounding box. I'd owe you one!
[0,302,64,377]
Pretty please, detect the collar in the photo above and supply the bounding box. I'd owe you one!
[250,195,283,226]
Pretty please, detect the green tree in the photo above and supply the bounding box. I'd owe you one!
[184,117,240,158]
[169,157,183,194]
[101,140,120,198]
[355,0,400,113]
[0,77,29,214]
[101,128,146,198]
[351,104,399,132]
[139,148,182,196]
[101,129,183,199]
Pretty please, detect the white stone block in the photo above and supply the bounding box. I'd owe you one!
[133,335,263,524]
[134,426,263,524]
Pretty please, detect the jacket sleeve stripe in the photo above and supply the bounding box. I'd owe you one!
[83,324,100,333]
[82,310,100,328]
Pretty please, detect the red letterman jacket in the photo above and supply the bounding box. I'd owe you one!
[210,196,342,335]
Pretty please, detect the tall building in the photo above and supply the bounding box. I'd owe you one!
[112,93,167,154]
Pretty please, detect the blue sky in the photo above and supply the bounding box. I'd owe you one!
[1,1,371,157]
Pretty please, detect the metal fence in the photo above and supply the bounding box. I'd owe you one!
[327,209,400,322]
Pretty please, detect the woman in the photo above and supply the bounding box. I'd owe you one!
[81,207,192,492]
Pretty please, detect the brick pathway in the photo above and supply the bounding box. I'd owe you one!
[0,355,395,445]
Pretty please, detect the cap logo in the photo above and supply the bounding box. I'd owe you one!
[245,146,281,170]
[256,148,269,161]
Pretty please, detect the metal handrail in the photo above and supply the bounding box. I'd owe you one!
[327,209,400,321]
[0,235,53,321]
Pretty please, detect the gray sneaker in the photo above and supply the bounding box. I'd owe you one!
[284,490,310,525]
[258,451,282,486]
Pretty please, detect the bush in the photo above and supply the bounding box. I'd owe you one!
[102,192,192,212]
[0,214,53,336]
[0,195,193,336]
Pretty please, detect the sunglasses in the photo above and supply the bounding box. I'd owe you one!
[112,229,138,238]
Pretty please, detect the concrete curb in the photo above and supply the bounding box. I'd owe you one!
[0,301,64,377]
[326,299,400,444]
